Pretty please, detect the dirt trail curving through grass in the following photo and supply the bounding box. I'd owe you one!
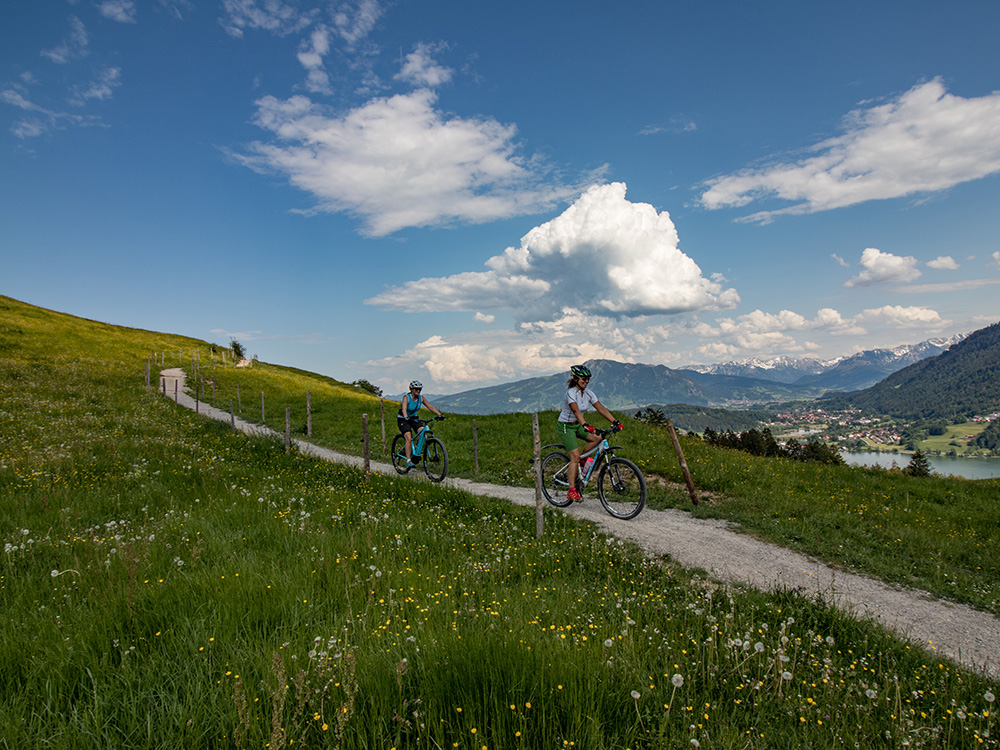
[159,368,1000,680]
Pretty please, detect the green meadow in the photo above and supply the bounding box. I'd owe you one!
[2,295,998,748]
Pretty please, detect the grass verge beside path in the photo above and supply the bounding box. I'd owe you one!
[2,295,999,747]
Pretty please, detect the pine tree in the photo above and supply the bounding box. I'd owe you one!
[905,448,932,478]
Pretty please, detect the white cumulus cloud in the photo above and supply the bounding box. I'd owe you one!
[845,247,921,287]
[926,255,959,270]
[700,78,1000,222]
[366,182,740,319]
[236,89,581,235]
[396,42,453,87]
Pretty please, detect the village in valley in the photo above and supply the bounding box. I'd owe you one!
[767,407,1000,457]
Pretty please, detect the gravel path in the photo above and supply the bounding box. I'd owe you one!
[158,369,1000,680]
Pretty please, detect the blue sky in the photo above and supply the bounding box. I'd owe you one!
[3,0,999,395]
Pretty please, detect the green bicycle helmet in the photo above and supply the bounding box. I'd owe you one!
[570,364,591,379]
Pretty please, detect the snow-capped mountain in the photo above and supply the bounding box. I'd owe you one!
[681,334,967,391]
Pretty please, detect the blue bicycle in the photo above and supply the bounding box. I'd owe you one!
[391,416,448,482]
[540,425,646,519]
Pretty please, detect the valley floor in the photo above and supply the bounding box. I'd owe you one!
[159,367,1000,681]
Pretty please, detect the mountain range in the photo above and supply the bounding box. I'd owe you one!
[817,322,1000,419]
[433,333,971,415]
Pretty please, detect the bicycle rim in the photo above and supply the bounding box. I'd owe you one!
[540,452,573,507]
[597,457,646,519]
[423,438,448,482]
[390,434,410,474]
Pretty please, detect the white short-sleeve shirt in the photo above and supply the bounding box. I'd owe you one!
[558,387,600,423]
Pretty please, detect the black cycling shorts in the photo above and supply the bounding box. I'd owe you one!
[397,415,422,435]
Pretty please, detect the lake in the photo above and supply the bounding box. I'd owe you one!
[840,450,1000,480]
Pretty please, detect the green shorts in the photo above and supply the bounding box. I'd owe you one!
[557,421,589,451]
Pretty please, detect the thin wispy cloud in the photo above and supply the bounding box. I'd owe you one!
[69,66,122,105]
[844,247,921,288]
[41,16,89,64]
[220,0,316,38]
[700,78,1000,222]
[97,1,138,24]
[236,88,582,235]
[297,25,332,94]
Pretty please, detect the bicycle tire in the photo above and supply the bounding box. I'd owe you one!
[540,451,573,507]
[597,457,646,520]
[422,437,448,482]
[390,434,411,475]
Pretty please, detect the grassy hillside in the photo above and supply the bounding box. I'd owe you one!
[2,296,998,748]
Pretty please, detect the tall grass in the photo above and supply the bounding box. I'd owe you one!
[2,296,999,747]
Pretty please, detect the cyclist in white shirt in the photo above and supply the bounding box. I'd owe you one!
[556,364,622,501]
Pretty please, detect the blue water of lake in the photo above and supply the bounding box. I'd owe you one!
[840,450,1000,480]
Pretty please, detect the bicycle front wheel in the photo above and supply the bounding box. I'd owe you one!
[597,457,646,520]
[390,434,410,475]
[540,451,573,507]
[422,437,448,482]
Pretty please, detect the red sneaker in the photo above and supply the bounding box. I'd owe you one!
[567,487,583,502]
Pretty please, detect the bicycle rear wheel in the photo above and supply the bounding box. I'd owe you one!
[390,434,410,474]
[540,451,573,507]
[422,437,448,482]
[597,457,646,519]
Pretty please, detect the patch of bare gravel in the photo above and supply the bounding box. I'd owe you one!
[158,368,1000,680]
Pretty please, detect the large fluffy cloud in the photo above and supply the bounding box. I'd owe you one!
[700,79,1000,222]
[235,88,578,235]
[366,182,740,319]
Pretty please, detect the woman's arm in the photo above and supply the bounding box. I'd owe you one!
[594,400,618,425]
[423,398,442,417]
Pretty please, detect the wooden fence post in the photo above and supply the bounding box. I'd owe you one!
[237,384,242,413]
[666,418,698,505]
[306,391,312,437]
[473,419,479,474]
[362,414,370,477]
[174,380,178,405]
[230,400,235,430]
[533,413,543,538]
[261,392,265,423]
[379,398,386,454]
[285,408,291,454]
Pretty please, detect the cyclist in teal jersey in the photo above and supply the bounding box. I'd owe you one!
[398,380,444,467]
[557,364,621,501]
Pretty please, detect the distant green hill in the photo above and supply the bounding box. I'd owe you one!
[625,403,775,433]
[817,321,1000,419]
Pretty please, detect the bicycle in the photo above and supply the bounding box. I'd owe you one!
[391,416,449,482]
[539,425,647,520]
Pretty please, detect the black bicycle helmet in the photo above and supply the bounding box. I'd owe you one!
[409,380,423,390]
[570,364,591,379]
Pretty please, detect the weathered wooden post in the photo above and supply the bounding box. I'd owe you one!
[306,391,312,437]
[195,394,200,414]
[473,419,479,474]
[261,392,265,423]
[379,398,386,454]
[237,383,242,413]
[230,400,235,430]
[285,407,291,454]
[666,418,698,505]
[362,414,370,477]
[174,380,178,405]
[533,413,543,538]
